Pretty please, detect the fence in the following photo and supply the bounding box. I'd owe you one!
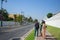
[0,21,20,27]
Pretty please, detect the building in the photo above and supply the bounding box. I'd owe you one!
[8,14,20,19]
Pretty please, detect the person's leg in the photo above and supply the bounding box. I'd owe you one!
[40,27,41,33]
[37,29,39,37]
[40,30,42,36]
[40,27,42,36]
[40,26,42,33]
[42,29,46,39]
[44,28,46,38]
[35,28,36,36]
[42,29,44,38]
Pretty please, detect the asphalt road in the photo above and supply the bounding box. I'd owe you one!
[0,24,34,40]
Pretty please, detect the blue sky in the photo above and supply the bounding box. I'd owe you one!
[0,0,60,20]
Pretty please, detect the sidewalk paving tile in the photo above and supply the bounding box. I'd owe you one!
[35,31,56,40]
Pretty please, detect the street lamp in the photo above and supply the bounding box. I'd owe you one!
[0,0,7,27]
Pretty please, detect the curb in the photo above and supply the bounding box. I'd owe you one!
[21,28,34,40]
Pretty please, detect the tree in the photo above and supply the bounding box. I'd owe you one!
[17,15,22,22]
[33,19,38,23]
[28,17,33,22]
[47,13,53,18]
[24,17,28,21]
[17,14,24,25]
[0,9,9,21]
[8,17,13,21]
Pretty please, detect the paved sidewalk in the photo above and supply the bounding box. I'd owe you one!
[35,31,56,40]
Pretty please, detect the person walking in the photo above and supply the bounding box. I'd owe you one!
[40,20,43,36]
[41,20,46,39]
[34,20,39,37]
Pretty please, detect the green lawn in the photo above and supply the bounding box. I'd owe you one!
[25,30,35,40]
[47,25,60,40]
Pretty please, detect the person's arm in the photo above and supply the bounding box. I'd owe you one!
[43,24,46,28]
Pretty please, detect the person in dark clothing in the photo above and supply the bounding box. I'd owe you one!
[40,20,45,36]
[34,20,39,37]
[40,23,42,34]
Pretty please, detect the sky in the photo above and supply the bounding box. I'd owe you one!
[0,0,60,21]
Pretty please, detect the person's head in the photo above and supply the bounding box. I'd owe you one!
[42,20,44,22]
[42,20,45,24]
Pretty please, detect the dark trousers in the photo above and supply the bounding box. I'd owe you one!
[35,28,39,36]
[40,26,42,33]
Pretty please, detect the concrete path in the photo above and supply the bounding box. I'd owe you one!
[35,31,56,40]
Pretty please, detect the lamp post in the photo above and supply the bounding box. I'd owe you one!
[0,0,7,27]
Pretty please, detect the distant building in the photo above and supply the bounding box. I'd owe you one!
[8,14,14,19]
[8,14,20,19]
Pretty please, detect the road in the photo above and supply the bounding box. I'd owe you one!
[0,24,34,40]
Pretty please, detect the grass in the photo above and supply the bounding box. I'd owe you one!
[25,30,35,40]
[47,25,60,40]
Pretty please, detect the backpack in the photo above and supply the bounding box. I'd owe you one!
[35,22,39,29]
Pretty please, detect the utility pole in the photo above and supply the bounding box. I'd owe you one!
[0,0,7,27]
[0,0,3,27]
